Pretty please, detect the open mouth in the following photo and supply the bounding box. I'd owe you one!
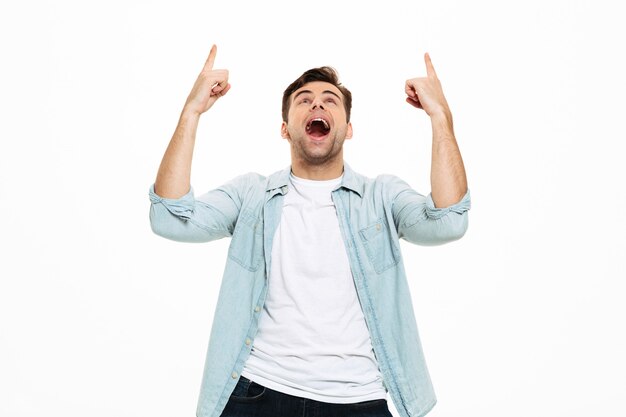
[306,118,330,139]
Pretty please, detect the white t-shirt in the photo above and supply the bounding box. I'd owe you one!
[242,173,386,403]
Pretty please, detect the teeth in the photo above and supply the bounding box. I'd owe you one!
[311,118,329,129]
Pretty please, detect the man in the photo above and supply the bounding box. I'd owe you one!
[149,45,470,417]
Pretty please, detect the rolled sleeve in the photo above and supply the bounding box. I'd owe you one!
[148,177,246,243]
[149,185,196,219]
[425,190,471,219]
[389,176,471,246]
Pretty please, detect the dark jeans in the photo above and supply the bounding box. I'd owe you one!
[220,376,393,417]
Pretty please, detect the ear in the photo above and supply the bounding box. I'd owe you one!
[281,121,290,139]
[345,122,353,140]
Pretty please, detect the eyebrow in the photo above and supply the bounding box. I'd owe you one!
[293,89,342,101]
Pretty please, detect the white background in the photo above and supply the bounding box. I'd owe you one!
[1,1,625,416]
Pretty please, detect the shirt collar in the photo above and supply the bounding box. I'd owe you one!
[266,162,363,198]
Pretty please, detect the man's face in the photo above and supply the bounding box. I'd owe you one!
[281,81,353,166]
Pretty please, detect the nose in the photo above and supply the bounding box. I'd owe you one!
[311,98,325,111]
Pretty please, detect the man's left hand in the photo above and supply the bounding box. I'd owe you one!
[405,53,451,120]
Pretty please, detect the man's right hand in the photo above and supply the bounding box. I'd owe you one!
[183,45,230,116]
[154,45,230,198]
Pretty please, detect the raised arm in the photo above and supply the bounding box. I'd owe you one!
[154,45,231,199]
[149,45,240,243]
[405,53,467,208]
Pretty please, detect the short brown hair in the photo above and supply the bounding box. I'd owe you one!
[282,66,352,122]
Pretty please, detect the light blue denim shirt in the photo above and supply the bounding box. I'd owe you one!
[148,163,470,417]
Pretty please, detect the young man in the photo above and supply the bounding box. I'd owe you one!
[149,45,470,417]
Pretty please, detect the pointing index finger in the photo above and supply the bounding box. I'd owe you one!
[203,44,217,71]
[424,52,437,78]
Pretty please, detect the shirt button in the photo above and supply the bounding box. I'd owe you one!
[376,223,382,231]
[254,306,261,312]
[245,338,251,346]
[231,371,238,379]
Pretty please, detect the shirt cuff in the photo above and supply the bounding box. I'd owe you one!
[148,184,196,220]
[425,189,471,219]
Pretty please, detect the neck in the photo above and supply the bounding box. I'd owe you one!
[290,155,344,180]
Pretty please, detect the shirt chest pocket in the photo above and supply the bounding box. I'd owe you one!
[359,217,401,274]
[228,208,264,272]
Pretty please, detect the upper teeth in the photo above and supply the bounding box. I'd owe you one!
[310,118,329,129]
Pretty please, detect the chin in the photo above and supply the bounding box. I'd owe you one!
[302,148,341,165]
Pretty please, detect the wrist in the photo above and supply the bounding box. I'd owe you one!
[180,106,202,121]
[430,108,452,125]
[430,110,455,143]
